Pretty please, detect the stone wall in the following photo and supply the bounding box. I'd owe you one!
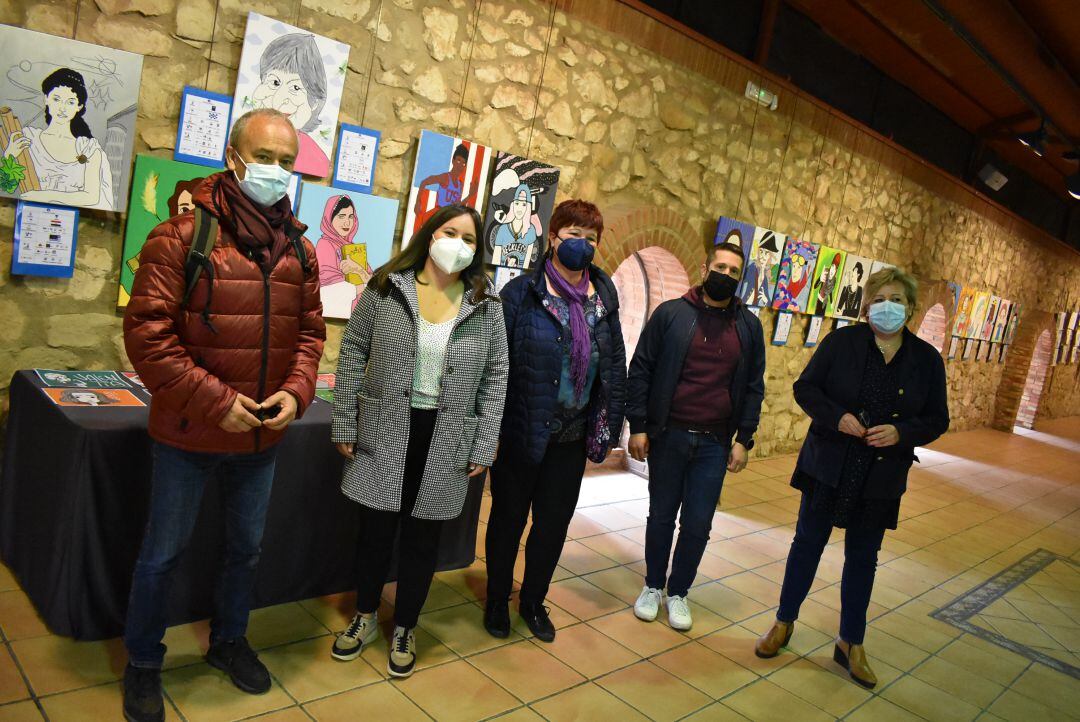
[1,0,1079,454]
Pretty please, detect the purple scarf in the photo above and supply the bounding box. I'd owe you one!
[545,258,591,398]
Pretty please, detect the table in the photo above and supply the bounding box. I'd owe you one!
[0,371,483,641]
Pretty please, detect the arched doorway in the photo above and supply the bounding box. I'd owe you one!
[610,247,691,475]
[611,246,692,365]
[916,303,947,353]
[1015,330,1053,429]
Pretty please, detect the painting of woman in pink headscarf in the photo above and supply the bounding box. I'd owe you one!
[313,194,372,317]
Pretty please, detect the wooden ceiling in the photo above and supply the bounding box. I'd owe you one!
[785,0,1080,199]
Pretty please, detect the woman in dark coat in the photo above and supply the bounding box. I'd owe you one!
[755,267,949,688]
[483,199,626,642]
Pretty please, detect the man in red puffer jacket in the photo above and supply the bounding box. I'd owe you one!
[121,109,324,722]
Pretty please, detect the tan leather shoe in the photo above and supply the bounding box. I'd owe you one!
[754,620,793,658]
[833,640,877,688]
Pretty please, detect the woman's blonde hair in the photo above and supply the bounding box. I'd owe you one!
[862,266,918,318]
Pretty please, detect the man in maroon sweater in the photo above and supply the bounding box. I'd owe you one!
[625,242,766,631]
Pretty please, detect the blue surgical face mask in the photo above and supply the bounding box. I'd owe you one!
[232,152,292,207]
[868,300,908,334]
[556,236,595,271]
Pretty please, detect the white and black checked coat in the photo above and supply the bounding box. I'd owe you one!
[332,270,509,520]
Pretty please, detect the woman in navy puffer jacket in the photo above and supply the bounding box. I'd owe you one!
[483,200,626,642]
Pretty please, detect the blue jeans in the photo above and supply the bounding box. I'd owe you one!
[644,428,729,598]
[776,492,886,644]
[124,442,277,668]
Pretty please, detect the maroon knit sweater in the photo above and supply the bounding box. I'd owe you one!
[667,286,742,429]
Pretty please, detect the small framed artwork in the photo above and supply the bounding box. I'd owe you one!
[772,311,793,346]
[805,315,824,347]
[174,86,233,168]
[834,319,852,329]
[11,201,79,278]
[332,124,381,195]
[947,335,959,360]
[963,338,976,361]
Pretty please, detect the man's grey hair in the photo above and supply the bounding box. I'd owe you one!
[229,108,297,148]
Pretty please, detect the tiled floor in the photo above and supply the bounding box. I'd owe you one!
[2,419,1079,720]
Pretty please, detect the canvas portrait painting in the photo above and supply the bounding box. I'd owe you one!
[0,25,144,211]
[118,155,211,306]
[296,183,399,320]
[967,292,991,340]
[992,299,1011,344]
[953,286,978,337]
[714,216,755,264]
[404,129,492,244]
[736,227,784,308]
[232,12,349,179]
[483,152,559,270]
[980,295,1001,342]
[772,238,819,313]
[806,246,846,317]
[835,254,872,320]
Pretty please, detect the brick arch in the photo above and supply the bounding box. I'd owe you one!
[992,309,1056,431]
[594,204,704,283]
[910,278,957,359]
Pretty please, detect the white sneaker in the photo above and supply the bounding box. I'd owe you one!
[634,586,663,622]
[388,626,416,678]
[331,612,379,661]
[666,594,692,631]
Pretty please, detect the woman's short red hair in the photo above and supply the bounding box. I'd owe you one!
[549,199,604,244]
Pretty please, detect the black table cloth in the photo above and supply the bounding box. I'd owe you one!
[0,371,483,641]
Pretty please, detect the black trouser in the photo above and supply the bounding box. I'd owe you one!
[485,439,588,605]
[355,408,444,629]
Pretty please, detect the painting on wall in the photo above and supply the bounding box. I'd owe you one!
[714,216,755,265]
[771,238,819,313]
[404,129,492,244]
[806,246,846,317]
[482,152,559,270]
[737,227,785,308]
[296,182,398,320]
[953,285,977,337]
[989,297,1006,343]
[0,25,144,211]
[118,155,212,306]
[232,12,349,178]
[979,295,1001,341]
[834,254,871,320]
[967,292,991,340]
[1005,303,1022,345]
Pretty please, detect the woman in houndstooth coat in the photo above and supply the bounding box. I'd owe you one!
[330,204,508,677]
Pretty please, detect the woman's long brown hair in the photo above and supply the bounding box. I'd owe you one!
[370,204,494,303]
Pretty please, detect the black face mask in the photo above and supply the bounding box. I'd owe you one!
[703,270,738,302]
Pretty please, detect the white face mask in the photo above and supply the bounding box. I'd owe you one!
[429,235,475,274]
[232,152,292,207]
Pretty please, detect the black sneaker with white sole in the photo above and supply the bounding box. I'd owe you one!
[388,626,416,678]
[331,612,380,661]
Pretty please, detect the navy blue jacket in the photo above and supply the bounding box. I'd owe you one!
[626,292,766,448]
[498,264,627,464]
[793,323,950,499]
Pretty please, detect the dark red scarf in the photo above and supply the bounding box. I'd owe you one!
[213,172,293,272]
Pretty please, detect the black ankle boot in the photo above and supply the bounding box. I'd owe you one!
[123,664,164,722]
[519,600,555,642]
[484,600,511,638]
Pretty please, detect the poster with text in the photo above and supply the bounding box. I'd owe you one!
[232,12,349,178]
[0,25,144,211]
[771,238,819,313]
[403,130,492,244]
[119,155,212,306]
[483,152,559,270]
[296,183,398,320]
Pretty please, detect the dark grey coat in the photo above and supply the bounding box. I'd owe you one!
[332,271,509,520]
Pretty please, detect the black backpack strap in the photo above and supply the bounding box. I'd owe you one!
[286,223,309,274]
[181,207,220,333]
